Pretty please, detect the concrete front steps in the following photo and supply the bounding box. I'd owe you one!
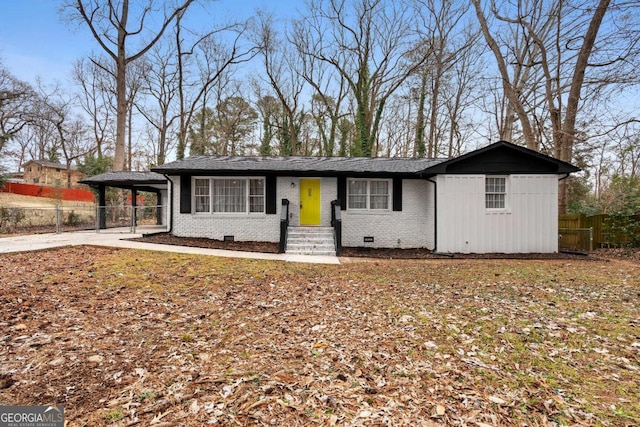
[286,226,336,256]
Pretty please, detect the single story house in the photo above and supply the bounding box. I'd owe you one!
[144,140,578,255]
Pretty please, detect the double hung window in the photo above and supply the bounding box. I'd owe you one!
[485,176,507,209]
[347,179,390,210]
[194,177,265,214]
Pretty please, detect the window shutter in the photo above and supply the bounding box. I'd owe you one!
[393,178,402,211]
[265,175,277,214]
[180,175,191,214]
[337,176,346,210]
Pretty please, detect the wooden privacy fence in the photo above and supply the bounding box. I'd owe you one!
[559,214,603,250]
[559,213,638,250]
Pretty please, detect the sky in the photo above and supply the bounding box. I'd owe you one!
[0,0,297,86]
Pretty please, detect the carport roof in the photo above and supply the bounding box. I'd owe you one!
[79,171,167,192]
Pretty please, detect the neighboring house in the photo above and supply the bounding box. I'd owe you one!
[150,141,579,254]
[22,160,85,188]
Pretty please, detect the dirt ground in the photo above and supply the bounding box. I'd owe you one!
[1,245,639,426]
[133,232,612,261]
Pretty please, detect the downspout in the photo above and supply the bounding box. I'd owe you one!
[163,174,174,234]
[425,176,437,252]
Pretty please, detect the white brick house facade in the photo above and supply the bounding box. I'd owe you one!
[171,175,282,242]
[170,176,436,249]
[342,179,435,249]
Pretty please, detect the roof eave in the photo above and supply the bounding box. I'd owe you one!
[152,167,425,178]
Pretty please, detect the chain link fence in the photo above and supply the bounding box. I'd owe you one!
[98,205,164,233]
[0,204,165,235]
[0,205,96,234]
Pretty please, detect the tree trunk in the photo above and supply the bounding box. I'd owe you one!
[557,0,610,213]
[415,73,427,157]
[471,0,537,150]
[113,0,129,171]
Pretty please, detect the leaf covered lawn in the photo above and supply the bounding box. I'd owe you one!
[1,247,639,426]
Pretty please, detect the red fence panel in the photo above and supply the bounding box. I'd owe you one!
[1,182,95,203]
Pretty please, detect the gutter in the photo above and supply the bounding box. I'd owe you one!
[163,174,174,234]
[425,175,437,252]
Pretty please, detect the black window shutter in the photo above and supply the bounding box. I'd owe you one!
[393,178,402,211]
[265,175,277,214]
[337,176,346,210]
[180,175,191,214]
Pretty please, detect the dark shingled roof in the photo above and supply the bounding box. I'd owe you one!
[79,171,167,190]
[81,142,580,186]
[152,156,445,175]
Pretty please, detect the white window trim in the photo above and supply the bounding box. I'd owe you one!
[193,178,211,214]
[347,178,392,211]
[485,175,509,211]
[192,176,266,215]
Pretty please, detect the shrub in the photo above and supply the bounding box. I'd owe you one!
[66,210,82,226]
[0,207,26,233]
[604,213,640,247]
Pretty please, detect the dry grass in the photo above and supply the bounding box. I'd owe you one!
[0,192,94,208]
[1,246,639,426]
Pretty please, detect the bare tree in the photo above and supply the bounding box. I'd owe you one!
[471,0,556,150]
[68,0,195,170]
[0,63,34,154]
[254,94,280,156]
[174,10,257,159]
[135,45,180,166]
[36,83,95,188]
[72,56,115,158]
[296,0,429,157]
[443,40,484,158]
[381,91,416,157]
[412,0,483,158]
[125,60,146,170]
[471,0,639,212]
[292,19,350,157]
[254,12,307,156]
[4,126,36,172]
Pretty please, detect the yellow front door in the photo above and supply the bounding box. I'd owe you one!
[299,179,321,225]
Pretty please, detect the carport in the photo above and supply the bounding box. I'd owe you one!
[79,171,168,230]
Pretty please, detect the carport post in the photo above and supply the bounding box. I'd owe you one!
[156,191,162,225]
[131,188,137,232]
[98,184,107,229]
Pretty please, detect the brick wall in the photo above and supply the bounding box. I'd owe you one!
[170,176,280,242]
[342,179,435,249]
[169,175,436,248]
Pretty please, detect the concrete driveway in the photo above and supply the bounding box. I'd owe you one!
[0,226,341,265]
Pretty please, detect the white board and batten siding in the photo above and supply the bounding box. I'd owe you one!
[436,174,559,253]
[342,179,435,249]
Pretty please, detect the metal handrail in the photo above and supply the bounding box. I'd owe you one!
[331,200,342,256]
[279,199,290,253]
